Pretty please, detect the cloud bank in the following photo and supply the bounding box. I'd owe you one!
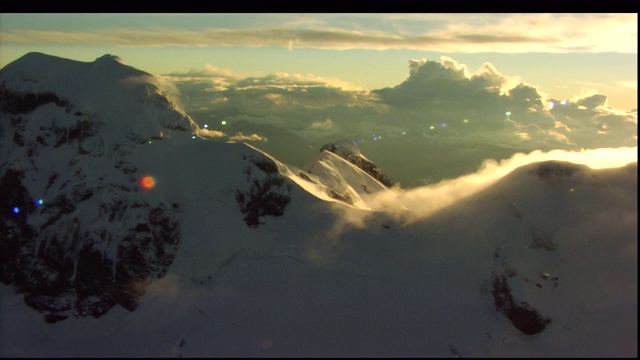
[319,146,637,241]
[383,146,637,220]
[166,56,636,187]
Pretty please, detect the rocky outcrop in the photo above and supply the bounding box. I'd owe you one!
[0,89,70,115]
[531,161,580,184]
[235,156,292,228]
[320,140,395,188]
[490,247,552,335]
[1,166,182,323]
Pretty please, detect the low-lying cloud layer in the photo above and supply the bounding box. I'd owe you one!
[319,146,637,241]
[164,56,637,187]
[381,146,637,220]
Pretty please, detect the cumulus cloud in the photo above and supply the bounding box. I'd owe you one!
[229,133,267,142]
[167,56,636,187]
[194,126,266,142]
[307,118,334,130]
[167,66,377,133]
[183,64,238,79]
[371,57,636,146]
[1,14,635,54]
[576,94,608,109]
[195,128,226,139]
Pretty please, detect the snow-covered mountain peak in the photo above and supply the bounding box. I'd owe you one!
[0,53,218,322]
[1,52,144,92]
[95,54,124,64]
[289,139,403,210]
[0,52,197,146]
[0,51,348,323]
[317,139,395,188]
[321,139,364,158]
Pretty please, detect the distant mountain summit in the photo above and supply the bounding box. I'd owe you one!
[294,139,398,210]
[320,139,395,188]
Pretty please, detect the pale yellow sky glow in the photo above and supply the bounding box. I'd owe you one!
[1,14,637,54]
[0,13,637,111]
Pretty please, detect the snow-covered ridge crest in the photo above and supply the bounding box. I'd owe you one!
[243,139,404,211]
[0,52,198,144]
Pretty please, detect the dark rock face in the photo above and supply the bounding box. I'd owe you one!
[0,169,36,284]
[0,168,181,323]
[490,247,552,335]
[235,156,292,228]
[0,89,70,115]
[0,88,182,322]
[323,187,354,206]
[321,141,395,188]
[532,161,581,184]
[530,229,557,251]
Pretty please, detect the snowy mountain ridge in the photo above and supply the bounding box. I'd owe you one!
[0,53,636,357]
[0,53,290,321]
[0,52,394,322]
[0,52,198,144]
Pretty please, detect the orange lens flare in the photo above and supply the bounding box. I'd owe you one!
[140,175,156,189]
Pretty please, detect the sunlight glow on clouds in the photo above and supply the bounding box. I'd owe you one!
[184,64,239,79]
[307,118,334,131]
[164,55,637,188]
[234,72,368,93]
[1,14,636,54]
[319,145,637,241]
[1,14,635,111]
[366,146,638,224]
[195,127,267,142]
[229,133,267,142]
[614,80,637,91]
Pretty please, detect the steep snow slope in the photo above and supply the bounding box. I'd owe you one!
[392,161,637,356]
[1,159,634,357]
[243,139,406,212]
